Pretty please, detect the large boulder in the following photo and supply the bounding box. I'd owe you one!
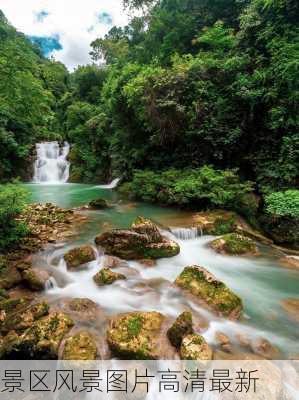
[0,312,74,359]
[180,334,213,360]
[210,233,259,256]
[64,245,96,269]
[22,268,50,291]
[107,311,165,359]
[93,268,126,286]
[175,266,243,319]
[95,217,180,260]
[63,331,97,360]
[167,311,193,348]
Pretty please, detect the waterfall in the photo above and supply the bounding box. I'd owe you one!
[33,141,70,184]
[171,227,202,240]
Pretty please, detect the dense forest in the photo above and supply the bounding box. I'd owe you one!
[0,0,298,249]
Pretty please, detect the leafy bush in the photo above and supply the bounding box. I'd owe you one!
[0,184,29,252]
[265,190,299,218]
[121,166,253,210]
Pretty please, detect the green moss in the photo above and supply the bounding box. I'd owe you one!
[107,312,165,360]
[93,268,126,286]
[63,331,97,360]
[127,315,143,338]
[180,334,213,360]
[211,233,258,255]
[175,266,242,318]
[64,245,96,269]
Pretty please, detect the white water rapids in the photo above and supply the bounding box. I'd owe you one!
[33,141,70,184]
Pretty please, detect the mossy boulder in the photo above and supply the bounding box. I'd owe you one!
[167,311,193,348]
[89,198,111,209]
[95,217,180,260]
[0,301,49,334]
[0,311,74,359]
[22,268,50,291]
[93,268,126,286]
[64,245,96,269]
[210,233,259,256]
[107,311,165,359]
[175,266,243,319]
[180,334,213,360]
[63,331,97,360]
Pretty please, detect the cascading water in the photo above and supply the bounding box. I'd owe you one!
[171,227,202,240]
[33,141,70,184]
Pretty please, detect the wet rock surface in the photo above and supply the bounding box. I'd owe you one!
[64,245,96,269]
[167,311,193,348]
[93,268,126,286]
[95,217,180,260]
[175,266,243,319]
[0,306,74,359]
[210,233,259,256]
[21,268,50,291]
[180,334,213,360]
[63,331,98,360]
[107,311,165,359]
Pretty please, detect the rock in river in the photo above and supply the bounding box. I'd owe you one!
[180,334,213,360]
[167,311,193,348]
[64,245,96,269]
[107,311,165,359]
[210,233,259,256]
[89,198,111,209]
[63,331,97,360]
[22,268,50,291]
[95,217,180,260]
[93,268,126,286]
[175,266,243,319]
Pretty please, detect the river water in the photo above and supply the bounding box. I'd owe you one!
[24,181,299,358]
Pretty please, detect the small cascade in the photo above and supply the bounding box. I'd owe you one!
[33,141,70,184]
[171,227,201,240]
[97,178,121,189]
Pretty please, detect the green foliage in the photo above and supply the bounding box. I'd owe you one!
[0,184,29,251]
[121,166,253,209]
[265,190,299,218]
[0,14,69,180]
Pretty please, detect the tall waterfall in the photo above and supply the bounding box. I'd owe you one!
[33,141,70,184]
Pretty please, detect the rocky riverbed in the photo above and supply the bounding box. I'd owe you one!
[1,199,298,361]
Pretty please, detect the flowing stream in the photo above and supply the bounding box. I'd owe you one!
[25,142,299,359]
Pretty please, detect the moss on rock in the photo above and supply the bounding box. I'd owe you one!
[180,334,213,360]
[175,266,243,319]
[95,217,180,260]
[93,268,126,286]
[210,233,258,255]
[107,311,165,359]
[0,312,74,359]
[167,311,193,348]
[64,245,96,269]
[63,331,97,360]
[0,301,49,334]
